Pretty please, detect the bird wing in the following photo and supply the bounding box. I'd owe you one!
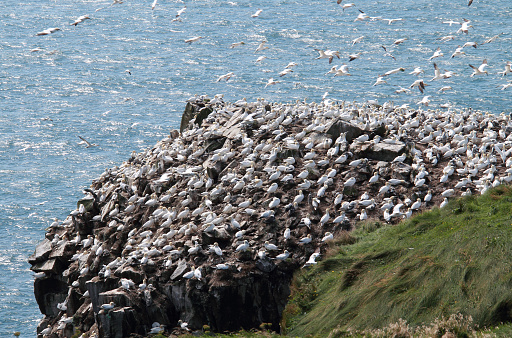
[433,63,440,74]
[419,82,425,93]
[78,135,91,146]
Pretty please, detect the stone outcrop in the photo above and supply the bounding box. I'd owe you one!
[30,96,512,337]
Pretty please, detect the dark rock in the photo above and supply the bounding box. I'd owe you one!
[77,196,95,213]
[195,106,214,127]
[180,102,201,132]
[28,239,52,264]
[326,118,365,142]
[116,266,143,284]
[31,258,64,274]
[350,141,406,162]
[34,277,68,316]
[255,257,275,273]
[171,259,188,280]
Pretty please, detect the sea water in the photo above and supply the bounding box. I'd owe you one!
[0,0,510,335]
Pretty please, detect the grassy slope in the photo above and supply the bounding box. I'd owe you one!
[284,186,512,337]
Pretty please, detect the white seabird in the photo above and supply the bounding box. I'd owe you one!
[216,72,234,82]
[314,49,340,64]
[498,61,512,76]
[275,250,290,260]
[70,15,91,26]
[321,232,334,242]
[36,27,60,36]
[251,9,263,17]
[469,59,488,77]
[429,47,443,61]
[235,240,250,251]
[185,36,203,44]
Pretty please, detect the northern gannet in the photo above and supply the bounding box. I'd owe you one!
[457,19,472,34]
[216,72,234,82]
[354,10,369,22]
[36,27,60,36]
[255,40,268,52]
[469,59,488,77]
[265,78,278,88]
[351,36,364,46]
[451,46,465,58]
[184,36,203,44]
[383,18,404,25]
[78,135,98,148]
[230,41,245,48]
[498,61,512,76]
[70,15,91,26]
[314,49,340,64]
[348,52,362,62]
[429,47,443,60]
[381,67,405,77]
[251,9,263,18]
[409,79,427,93]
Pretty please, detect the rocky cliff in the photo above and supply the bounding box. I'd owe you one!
[30,96,512,337]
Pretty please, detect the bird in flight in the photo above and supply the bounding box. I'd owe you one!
[78,136,98,148]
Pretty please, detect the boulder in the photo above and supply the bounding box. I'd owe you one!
[350,141,406,162]
[326,119,365,142]
[28,239,52,264]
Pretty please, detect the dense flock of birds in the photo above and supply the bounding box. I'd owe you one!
[33,0,511,109]
[36,95,512,336]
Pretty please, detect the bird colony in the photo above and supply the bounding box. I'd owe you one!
[30,95,512,336]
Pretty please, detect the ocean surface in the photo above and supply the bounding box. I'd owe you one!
[0,0,511,335]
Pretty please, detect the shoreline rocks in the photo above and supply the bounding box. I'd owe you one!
[30,96,512,337]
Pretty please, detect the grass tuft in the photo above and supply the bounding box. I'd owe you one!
[284,186,512,336]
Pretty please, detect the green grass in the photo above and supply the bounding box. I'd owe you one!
[283,185,512,337]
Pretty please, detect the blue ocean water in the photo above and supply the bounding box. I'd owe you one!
[0,0,510,335]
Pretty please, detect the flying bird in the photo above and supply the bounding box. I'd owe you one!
[348,52,362,62]
[216,72,234,82]
[383,18,404,24]
[410,79,427,93]
[251,9,263,18]
[451,45,465,58]
[265,78,278,88]
[334,64,351,76]
[457,19,473,34]
[482,33,503,45]
[381,67,405,77]
[255,41,269,52]
[498,61,512,76]
[70,15,91,26]
[314,49,340,64]
[230,41,245,48]
[429,47,443,60]
[36,27,60,36]
[381,45,396,60]
[393,38,407,45]
[354,10,369,22]
[351,36,364,46]
[279,68,293,77]
[469,59,488,77]
[78,136,98,148]
[185,36,203,44]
